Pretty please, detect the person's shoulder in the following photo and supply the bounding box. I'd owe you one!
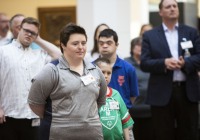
[0,43,10,49]
[124,56,131,61]
[120,58,135,69]
[84,58,97,70]
[179,24,197,32]
[110,88,121,97]
[142,25,163,40]
[50,59,60,66]
[143,26,161,38]
[38,60,60,80]
[111,87,117,93]
[124,57,135,65]
[144,25,161,34]
[0,41,16,52]
[46,58,61,71]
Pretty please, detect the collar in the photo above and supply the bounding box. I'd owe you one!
[11,39,33,51]
[12,39,24,49]
[113,55,123,68]
[59,55,96,71]
[162,22,179,32]
[106,87,112,97]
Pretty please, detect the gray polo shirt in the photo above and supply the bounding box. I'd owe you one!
[28,56,107,140]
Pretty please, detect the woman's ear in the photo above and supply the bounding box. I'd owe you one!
[61,43,66,48]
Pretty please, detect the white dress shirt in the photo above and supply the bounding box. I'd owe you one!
[0,31,13,46]
[0,40,51,119]
[163,23,186,82]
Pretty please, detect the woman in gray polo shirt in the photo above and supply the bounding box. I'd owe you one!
[28,23,107,140]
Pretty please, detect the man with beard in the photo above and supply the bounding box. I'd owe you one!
[0,13,12,46]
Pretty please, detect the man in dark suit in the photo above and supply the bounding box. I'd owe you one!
[140,0,200,140]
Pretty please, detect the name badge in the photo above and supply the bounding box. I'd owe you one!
[181,40,193,49]
[109,101,119,110]
[81,73,95,85]
[32,118,40,127]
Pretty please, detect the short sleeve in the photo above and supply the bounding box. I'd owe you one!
[28,63,59,105]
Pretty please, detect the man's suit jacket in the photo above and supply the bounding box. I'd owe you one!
[140,24,200,106]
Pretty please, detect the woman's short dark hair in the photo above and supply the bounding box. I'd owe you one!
[60,23,87,53]
[130,37,142,56]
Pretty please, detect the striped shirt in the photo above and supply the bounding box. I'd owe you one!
[0,40,51,119]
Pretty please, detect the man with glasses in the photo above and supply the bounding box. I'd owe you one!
[9,14,55,50]
[0,13,12,46]
[0,17,61,140]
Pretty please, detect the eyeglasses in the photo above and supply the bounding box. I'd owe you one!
[22,28,38,37]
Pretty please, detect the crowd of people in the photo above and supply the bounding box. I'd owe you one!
[0,0,200,140]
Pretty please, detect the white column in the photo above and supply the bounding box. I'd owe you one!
[77,0,149,58]
[131,0,149,39]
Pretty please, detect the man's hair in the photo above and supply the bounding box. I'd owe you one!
[159,0,177,10]
[0,13,7,18]
[59,23,87,53]
[21,17,40,30]
[10,14,24,27]
[99,29,118,44]
[94,57,111,67]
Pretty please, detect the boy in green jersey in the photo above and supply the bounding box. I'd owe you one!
[95,57,134,140]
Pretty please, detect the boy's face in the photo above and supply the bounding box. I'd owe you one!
[18,23,39,48]
[98,62,112,85]
[98,36,117,57]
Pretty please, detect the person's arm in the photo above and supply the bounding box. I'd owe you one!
[96,67,107,108]
[34,36,62,60]
[0,50,5,124]
[182,29,200,74]
[28,64,58,119]
[116,88,134,140]
[0,106,6,124]
[140,32,167,73]
[123,127,130,140]
[29,104,45,118]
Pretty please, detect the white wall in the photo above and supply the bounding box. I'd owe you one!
[77,0,149,58]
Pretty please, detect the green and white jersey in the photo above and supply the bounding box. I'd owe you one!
[99,87,134,140]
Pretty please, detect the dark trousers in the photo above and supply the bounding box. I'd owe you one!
[133,117,155,140]
[0,117,39,140]
[151,83,198,140]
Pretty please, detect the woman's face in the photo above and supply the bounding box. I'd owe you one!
[62,33,87,60]
[133,44,141,57]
